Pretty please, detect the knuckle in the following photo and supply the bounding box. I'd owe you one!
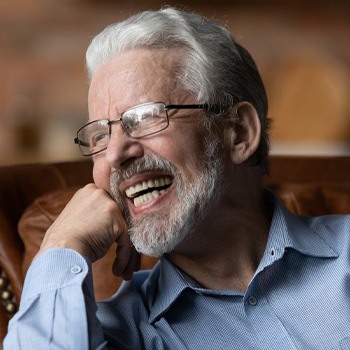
[83,183,96,190]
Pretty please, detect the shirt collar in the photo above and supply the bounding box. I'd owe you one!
[268,197,338,259]
[145,257,191,323]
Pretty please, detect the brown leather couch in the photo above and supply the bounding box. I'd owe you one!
[0,156,349,342]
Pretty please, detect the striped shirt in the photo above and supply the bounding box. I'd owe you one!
[5,199,350,349]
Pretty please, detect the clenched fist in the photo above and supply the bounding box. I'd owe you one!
[38,183,140,280]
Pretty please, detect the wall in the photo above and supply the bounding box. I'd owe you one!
[0,0,349,165]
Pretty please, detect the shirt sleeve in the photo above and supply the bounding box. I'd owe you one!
[4,248,107,350]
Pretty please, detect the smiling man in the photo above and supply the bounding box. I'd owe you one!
[90,49,227,259]
[5,7,350,350]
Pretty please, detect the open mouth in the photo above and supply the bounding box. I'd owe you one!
[125,176,173,207]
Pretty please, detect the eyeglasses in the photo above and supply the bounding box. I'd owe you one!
[74,101,211,156]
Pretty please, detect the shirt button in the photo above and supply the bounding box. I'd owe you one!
[248,296,258,306]
[70,265,82,274]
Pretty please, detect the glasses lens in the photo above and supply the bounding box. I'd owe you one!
[77,119,109,155]
[122,102,168,138]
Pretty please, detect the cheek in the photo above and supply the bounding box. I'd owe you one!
[150,132,207,176]
[92,159,111,191]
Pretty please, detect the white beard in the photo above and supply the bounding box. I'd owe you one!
[110,134,224,257]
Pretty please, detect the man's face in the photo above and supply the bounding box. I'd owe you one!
[89,48,225,257]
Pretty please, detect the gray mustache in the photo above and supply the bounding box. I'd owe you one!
[111,154,178,185]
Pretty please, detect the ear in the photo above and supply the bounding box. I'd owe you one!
[225,102,261,165]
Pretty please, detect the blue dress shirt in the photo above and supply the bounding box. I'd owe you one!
[4,199,350,349]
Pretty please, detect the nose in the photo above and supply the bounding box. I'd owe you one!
[104,122,144,169]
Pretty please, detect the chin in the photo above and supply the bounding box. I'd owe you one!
[129,207,196,258]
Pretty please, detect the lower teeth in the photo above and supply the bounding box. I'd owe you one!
[134,189,166,207]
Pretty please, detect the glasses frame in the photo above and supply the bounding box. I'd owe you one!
[74,101,213,156]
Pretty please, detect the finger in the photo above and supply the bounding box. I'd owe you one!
[120,247,141,281]
[112,247,140,281]
[112,230,133,277]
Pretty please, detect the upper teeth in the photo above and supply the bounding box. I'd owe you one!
[125,176,172,198]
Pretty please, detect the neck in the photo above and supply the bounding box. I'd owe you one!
[167,171,273,292]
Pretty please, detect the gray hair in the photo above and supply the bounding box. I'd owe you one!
[86,7,270,173]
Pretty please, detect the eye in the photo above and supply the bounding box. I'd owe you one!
[123,111,159,135]
[123,113,140,133]
[91,131,108,144]
[141,110,158,121]
[121,102,167,138]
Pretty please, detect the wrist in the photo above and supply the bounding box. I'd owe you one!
[38,237,95,261]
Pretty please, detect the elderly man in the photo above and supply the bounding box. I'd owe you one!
[5,7,350,350]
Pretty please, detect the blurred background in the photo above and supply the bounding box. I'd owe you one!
[0,0,349,165]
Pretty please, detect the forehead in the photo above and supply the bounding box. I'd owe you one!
[88,48,185,119]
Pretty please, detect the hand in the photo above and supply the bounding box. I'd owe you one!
[38,183,140,280]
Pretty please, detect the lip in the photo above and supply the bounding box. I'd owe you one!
[120,171,174,215]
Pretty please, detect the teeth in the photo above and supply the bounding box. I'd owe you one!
[133,189,166,207]
[125,176,172,203]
